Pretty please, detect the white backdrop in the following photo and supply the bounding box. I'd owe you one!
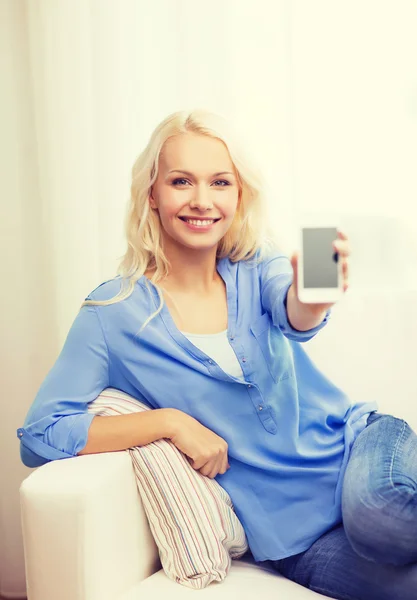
[1,0,416,596]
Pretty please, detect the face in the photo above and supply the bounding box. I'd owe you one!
[149,133,240,253]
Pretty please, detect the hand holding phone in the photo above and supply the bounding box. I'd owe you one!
[293,217,350,308]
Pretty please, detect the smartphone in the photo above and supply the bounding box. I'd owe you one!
[297,217,343,304]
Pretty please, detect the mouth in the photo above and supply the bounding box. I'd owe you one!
[178,216,222,229]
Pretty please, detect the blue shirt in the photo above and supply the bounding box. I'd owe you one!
[17,251,378,561]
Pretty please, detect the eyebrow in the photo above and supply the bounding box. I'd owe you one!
[168,169,235,178]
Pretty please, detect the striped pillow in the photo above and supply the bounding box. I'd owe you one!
[87,388,249,589]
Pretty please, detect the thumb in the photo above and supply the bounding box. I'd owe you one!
[290,252,298,276]
[290,252,298,291]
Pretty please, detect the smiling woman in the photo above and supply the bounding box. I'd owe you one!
[79,109,272,330]
[21,108,417,600]
[142,130,260,333]
[148,133,241,254]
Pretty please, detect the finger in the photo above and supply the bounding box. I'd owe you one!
[341,256,349,291]
[336,229,348,241]
[332,240,351,257]
[219,454,229,475]
[198,460,214,478]
[210,455,224,479]
[290,252,298,272]
[206,456,220,479]
[186,455,196,467]
[203,455,222,479]
[290,253,298,290]
[216,451,230,477]
[189,455,205,470]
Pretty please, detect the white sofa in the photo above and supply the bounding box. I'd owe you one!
[19,451,327,599]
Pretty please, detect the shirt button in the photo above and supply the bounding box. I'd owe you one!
[208,359,213,364]
[230,337,234,341]
[242,358,247,363]
[19,432,23,437]
[258,405,263,411]
[247,384,252,388]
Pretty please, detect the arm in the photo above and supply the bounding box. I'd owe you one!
[18,305,110,467]
[259,252,330,342]
[18,303,179,467]
[285,283,328,331]
[18,299,182,468]
[18,303,176,467]
[77,408,176,455]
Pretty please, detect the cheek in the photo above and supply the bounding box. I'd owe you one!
[224,192,239,216]
[158,189,184,221]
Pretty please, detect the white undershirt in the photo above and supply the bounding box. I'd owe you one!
[181,329,245,381]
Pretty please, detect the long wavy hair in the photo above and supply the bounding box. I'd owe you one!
[82,109,279,331]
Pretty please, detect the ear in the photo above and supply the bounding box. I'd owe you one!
[149,188,158,210]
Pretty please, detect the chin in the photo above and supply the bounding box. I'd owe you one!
[178,239,220,251]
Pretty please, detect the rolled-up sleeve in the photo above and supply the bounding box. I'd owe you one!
[259,252,331,342]
[17,304,109,468]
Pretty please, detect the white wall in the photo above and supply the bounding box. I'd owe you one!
[288,0,417,293]
[1,1,416,597]
[0,2,58,596]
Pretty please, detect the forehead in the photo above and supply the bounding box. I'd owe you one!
[159,133,234,172]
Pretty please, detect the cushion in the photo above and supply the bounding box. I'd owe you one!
[87,388,249,589]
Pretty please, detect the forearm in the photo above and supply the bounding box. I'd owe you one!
[286,284,327,332]
[77,407,178,455]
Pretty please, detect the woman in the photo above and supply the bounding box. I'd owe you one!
[18,109,417,599]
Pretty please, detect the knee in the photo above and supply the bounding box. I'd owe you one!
[342,482,417,566]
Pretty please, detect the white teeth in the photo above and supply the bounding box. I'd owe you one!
[184,219,214,226]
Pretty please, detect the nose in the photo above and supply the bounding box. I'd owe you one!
[189,186,213,211]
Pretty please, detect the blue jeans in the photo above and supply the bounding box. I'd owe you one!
[270,412,417,599]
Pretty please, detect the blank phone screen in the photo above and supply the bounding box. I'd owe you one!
[303,227,338,288]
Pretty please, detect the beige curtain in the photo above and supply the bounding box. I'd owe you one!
[1,0,416,595]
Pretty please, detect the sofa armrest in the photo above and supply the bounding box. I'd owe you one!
[20,451,161,600]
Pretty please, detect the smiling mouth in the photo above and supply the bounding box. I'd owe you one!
[178,217,221,226]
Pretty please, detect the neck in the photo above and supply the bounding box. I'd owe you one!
[155,242,220,294]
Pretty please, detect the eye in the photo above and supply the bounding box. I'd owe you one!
[171,178,231,187]
[172,178,189,186]
[213,180,231,187]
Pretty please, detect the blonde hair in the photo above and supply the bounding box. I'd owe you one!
[83,108,279,331]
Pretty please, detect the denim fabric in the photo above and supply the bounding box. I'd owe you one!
[270,411,417,599]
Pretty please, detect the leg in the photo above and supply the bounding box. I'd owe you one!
[271,523,417,600]
[342,413,417,566]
